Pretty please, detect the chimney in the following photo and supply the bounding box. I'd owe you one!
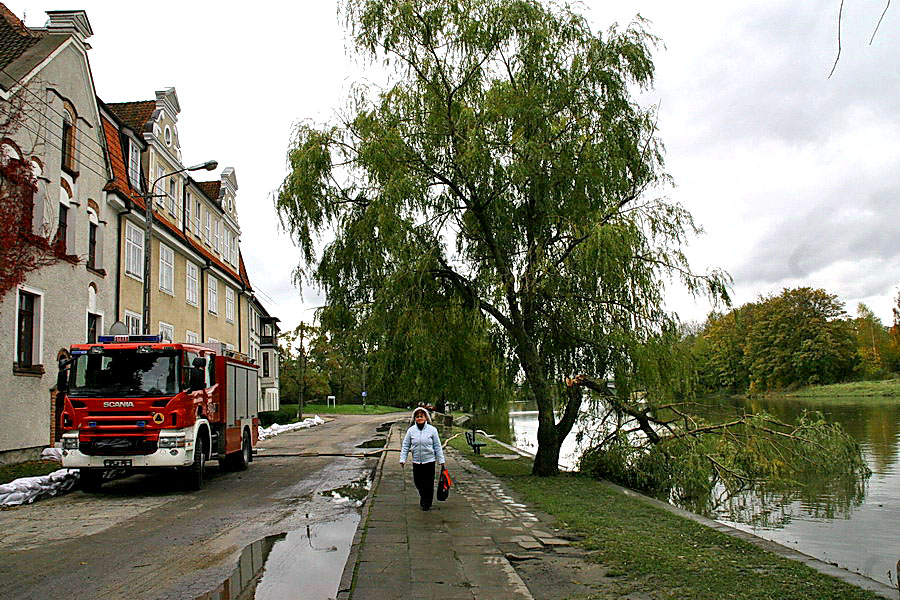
[45,10,93,42]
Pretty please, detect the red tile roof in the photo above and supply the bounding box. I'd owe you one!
[106,100,155,134]
[195,180,221,202]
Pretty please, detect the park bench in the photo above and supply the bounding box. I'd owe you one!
[465,430,487,454]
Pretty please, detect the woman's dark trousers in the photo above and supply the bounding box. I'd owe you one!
[412,461,436,509]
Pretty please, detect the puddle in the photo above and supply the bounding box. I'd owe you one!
[322,475,372,504]
[376,422,393,433]
[355,438,386,449]
[196,514,360,600]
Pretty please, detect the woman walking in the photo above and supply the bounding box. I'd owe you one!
[400,407,445,511]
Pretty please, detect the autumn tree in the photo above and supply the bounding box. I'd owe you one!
[276,0,728,475]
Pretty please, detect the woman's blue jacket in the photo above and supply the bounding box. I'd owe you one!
[400,423,445,465]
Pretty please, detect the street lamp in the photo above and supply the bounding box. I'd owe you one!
[142,160,218,334]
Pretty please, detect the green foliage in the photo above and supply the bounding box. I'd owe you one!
[276,0,728,476]
[692,288,859,393]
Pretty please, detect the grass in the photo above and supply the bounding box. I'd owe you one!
[0,460,61,486]
[781,378,899,398]
[279,403,402,416]
[448,430,882,600]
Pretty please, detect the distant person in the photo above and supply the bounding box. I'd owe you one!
[399,407,445,511]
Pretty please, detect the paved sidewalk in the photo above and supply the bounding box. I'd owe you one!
[339,424,573,600]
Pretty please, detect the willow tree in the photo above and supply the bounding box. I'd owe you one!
[276,0,728,475]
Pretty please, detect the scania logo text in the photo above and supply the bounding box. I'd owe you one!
[103,401,135,407]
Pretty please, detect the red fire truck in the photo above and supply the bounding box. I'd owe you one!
[57,334,259,491]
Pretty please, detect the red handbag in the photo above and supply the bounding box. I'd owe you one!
[437,466,452,501]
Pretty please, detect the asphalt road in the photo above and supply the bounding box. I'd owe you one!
[0,412,405,600]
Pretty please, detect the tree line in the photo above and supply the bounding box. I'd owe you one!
[684,287,900,394]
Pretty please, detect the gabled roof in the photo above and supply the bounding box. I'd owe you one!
[106,100,155,134]
[0,4,42,71]
[195,180,221,202]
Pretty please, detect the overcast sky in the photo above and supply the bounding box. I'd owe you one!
[9,1,899,331]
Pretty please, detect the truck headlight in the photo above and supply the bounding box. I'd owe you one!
[62,434,79,449]
[158,434,186,448]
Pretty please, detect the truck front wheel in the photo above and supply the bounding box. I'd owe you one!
[184,436,205,490]
[80,469,103,492]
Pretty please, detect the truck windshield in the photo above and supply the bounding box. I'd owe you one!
[69,349,181,398]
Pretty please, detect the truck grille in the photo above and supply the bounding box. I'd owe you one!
[79,437,158,456]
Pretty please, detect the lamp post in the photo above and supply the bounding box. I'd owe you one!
[142,160,217,334]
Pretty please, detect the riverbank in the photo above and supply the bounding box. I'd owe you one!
[777,378,899,398]
[448,432,892,599]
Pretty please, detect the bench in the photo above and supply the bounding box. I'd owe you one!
[465,430,487,454]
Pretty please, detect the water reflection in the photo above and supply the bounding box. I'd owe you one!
[500,395,900,586]
[196,514,360,600]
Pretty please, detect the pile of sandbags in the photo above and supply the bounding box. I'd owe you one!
[258,415,325,441]
[0,468,78,507]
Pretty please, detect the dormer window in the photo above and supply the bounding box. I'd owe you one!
[127,139,141,190]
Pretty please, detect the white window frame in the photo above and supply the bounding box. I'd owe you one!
[205,212,211,244]
[208,274,218,314]
[128,139,141,190]
[125,222,143,281]
[159,243,174,295]
[15,285,44,368]
[159,321,174,342]
[185,192,192,233]
[124,310,142,335]
[194,199,201,235]
[185,330,200,344]
[185,261,199,306]
[167,178,177,215]
[225,287,235,323]
[214,219,221,253]
[155,166,165,206]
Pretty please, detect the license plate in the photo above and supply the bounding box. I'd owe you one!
[104,459,132,467]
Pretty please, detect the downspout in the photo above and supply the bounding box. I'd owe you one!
[237,285,244,353]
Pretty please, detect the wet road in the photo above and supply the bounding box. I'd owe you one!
[0,412,404,600]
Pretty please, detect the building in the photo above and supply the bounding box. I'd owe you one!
[0,5,279,463]
[0,7,117,463]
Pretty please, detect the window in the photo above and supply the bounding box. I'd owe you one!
[159,321,174,342]
[156,166,165,205]
[185,192,191,232]
[186,261,199,306]
[16,290,38,367]
[214,219,221,252]
[124,310,142,335]
[185,330,199,344]
[56,203,68,253]
[208,274,218,314]
[194,199,201,235]
[164,126,171,146]
[87,222,97,269]
[128,139,141,190]
[204,212,211,243]
[159,243,174,294]
[262,351,270,378]
[86,312,100,344]
[168,178,177,215]
[125,222,143,280]
[225,287,235,323]
[61,103,76,172]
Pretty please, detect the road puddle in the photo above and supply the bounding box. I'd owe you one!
[196,513,360,600]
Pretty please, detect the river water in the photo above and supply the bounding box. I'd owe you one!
[481,395,900,587]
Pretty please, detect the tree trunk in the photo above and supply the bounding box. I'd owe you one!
[532,415,561,476]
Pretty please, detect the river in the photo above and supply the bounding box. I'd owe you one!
[477,395,900,587]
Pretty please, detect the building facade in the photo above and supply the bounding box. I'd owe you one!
[0,8,118,463]
[0,5,279,463]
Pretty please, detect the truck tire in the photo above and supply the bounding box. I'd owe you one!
[227,429,250,471]
[80,469,103,492]
[184,436,205,490]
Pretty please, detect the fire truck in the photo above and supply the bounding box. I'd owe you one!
[57,334,259,491]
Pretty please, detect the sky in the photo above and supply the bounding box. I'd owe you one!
[8,0,899,332]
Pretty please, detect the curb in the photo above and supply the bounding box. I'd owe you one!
[336,420,398,600]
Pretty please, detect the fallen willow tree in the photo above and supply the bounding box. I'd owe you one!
[567,375,871,512]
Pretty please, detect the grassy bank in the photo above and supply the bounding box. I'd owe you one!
[780,378,899,398]
[261,403,403,425]
[449,431,881,600]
